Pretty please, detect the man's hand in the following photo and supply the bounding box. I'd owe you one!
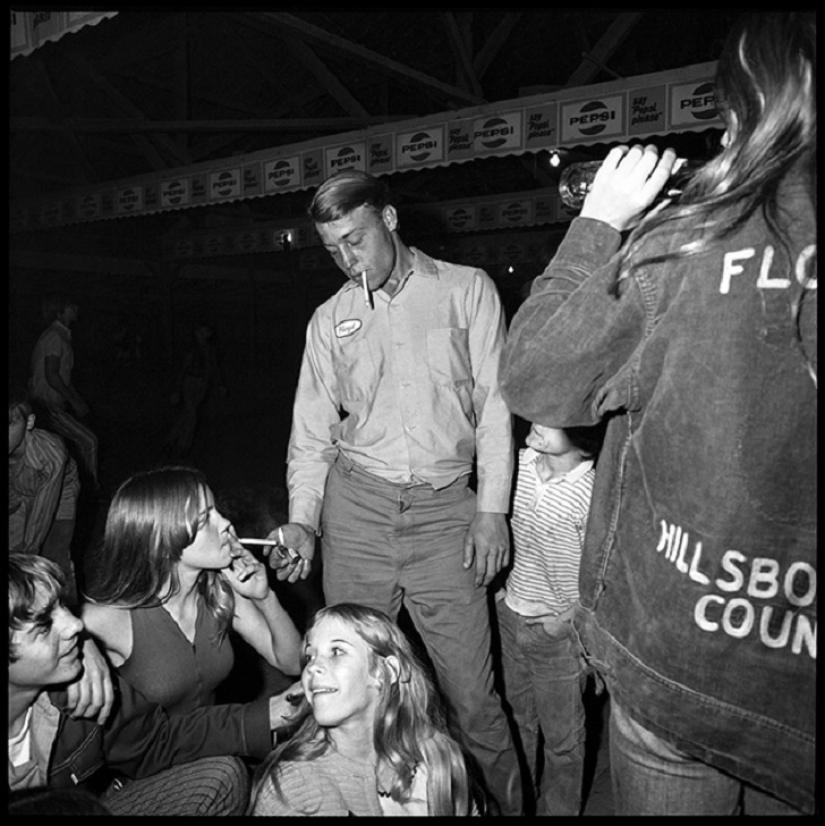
[463,511,510,588]
[66,636,115,725]
[263,522,315,583]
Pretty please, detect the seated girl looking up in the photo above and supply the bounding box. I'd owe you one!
[249,603,478,816]
[81,466,302,715]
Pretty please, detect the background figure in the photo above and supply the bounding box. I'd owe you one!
[81,466,302,719]
[164,323,226,460]
[501,12,815,816]
[9,385,80,606]
[8,553,294,815]
[28,293,99,490]
[496,423,603,815]
[249,603,477,816]
[270,170,522,815]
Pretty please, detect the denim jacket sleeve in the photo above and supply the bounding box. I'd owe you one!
[501,217,645,427]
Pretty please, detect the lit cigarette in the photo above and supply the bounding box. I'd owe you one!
[238,535,299,560]
[361,271,372,309]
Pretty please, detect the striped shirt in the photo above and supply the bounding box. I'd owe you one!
[504,448,595,617]
[9,428,79,554]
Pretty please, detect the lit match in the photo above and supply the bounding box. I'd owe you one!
[361,271,372,309]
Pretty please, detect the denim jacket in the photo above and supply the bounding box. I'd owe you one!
[500,178,816,813]
[43,677,272,791]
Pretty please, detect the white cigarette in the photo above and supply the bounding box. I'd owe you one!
[361,271,372,309]
[238,535,299,560]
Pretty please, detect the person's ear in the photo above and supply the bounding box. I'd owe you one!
[383,655,401,687]
[382,205,398,233]
[26,414,35,432]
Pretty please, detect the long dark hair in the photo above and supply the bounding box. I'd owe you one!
[84,466,235,643]
[618,12,815,282]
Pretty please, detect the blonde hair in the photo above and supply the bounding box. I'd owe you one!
[249,603,475,816]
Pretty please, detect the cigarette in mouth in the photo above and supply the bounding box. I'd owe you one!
[361,271,372,309]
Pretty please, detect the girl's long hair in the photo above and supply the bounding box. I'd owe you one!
[249,603,474,816]
[617,11,816,284]
[83,466,235,643]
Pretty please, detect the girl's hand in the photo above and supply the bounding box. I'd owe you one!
[580,144,678,232]
[223,543,270,601]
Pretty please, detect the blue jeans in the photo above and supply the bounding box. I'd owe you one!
[321,454,523,816]
[609,700,805,816]
[496,599,586,815]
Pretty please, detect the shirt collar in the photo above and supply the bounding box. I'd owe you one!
[523,448,594,484]
[345,245,437,297]
[53,320,72,339]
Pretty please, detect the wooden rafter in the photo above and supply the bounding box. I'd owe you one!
[442,12,484,98]
[565,12,644,87]
[277,35,371,119]
[256,12,486,106]
[474,12,522,80]
[57,46,190,169]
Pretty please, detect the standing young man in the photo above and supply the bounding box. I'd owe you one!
[269,170,522,815]
[28,294,98,489]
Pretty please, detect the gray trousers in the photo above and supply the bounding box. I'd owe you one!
[321,454,523,816]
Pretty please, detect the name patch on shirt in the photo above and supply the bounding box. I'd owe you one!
[335,319,362,338]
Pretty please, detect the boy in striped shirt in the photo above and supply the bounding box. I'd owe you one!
[496,422,603,816]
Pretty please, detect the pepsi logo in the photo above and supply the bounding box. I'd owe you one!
[331,146,361,169]
[679,82,717,120]
[570,101,616,136]
[447,208,472,229]
[213,172,236,197]
[165,181,186,205]
[268,160,295,186]
[474,117,514,149]
[401,132,437,162]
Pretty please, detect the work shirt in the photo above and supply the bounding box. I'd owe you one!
[30,320,73,406]
[504,449,594,617]
[288,247,513,530]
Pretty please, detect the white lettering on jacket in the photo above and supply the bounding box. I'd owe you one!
[718,245,817,294]
[656,520,816,659]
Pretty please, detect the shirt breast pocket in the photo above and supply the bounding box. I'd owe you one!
[333,337,376,402]
[425,327,471,386]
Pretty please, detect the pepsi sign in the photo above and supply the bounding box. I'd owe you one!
[324,143,366,176]
[445,207,476,231]
[264,157,300,192]
[161,179,190,208]
[472,113,522,153]
[397,128,444,167]
[670,80,719,127]
[209,170,241,200]
[117,187,143,214]
[561,95,624,143]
